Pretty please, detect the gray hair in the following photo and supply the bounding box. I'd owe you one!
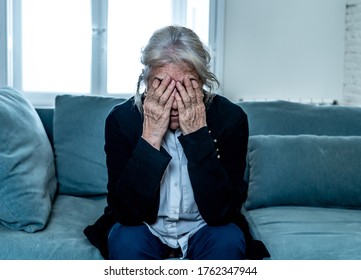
[134,25,219,112]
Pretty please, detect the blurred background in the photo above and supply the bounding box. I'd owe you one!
[0,0,359,106]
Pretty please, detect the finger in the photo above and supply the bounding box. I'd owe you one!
[153,78,161,88]
[176,81,192,107]
[192,79,199,87]
[164,90,176,111]
[192,82,204,104]
[144,79,158,102]
[175,91,185,112]
[148,78,160,93]
[158,79,176,105]
[184,76,196,101]
[147,76,171,101]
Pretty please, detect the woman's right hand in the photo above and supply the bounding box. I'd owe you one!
[142,76,176,150]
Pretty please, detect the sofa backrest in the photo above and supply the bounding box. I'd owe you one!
[37,95,126,197]
[36,98,361,210]
[36,108,54,147]
[239,100,361,136]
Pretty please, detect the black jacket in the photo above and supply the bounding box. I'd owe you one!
[84,95,269,259]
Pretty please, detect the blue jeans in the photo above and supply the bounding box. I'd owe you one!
[108,223,246,260]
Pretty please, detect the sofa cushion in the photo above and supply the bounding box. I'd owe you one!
[244,206,361,259]
[239,101,361,136]
[0,195,106,259]
[0,87,57,232]
[245,135,361,210]
[54,95,125,195]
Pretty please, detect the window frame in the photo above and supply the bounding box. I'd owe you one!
[0,0,225,106]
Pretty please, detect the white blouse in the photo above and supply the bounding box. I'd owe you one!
[146,129,206,258]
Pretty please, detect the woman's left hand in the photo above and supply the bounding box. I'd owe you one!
[175,76,206,135]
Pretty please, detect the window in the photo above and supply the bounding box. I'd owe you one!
[22,0,91,93]
[107,0,173,94]
[1,0,224,106]
[107,0,210,94]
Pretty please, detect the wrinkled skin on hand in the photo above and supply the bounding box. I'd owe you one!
[142,76,176,150]
[142,62,206,149]
[175,76,206,135]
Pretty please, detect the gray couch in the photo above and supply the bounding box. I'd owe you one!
[1,86,361,259]
[0,88,121,259]
[240,101,361,260]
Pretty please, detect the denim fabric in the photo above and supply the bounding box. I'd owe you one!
[108,223,246,260]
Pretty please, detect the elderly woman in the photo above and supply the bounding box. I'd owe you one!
[85,25,269,260]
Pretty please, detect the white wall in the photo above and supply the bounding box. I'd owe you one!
[343,0,361,105]
[223,0,346,103]
[0,0,8,87]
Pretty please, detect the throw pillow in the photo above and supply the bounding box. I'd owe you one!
[53,94,125,195]
[245,135,361,210]
[0,87,57,232]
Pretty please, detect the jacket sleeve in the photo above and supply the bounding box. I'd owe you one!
[178,112,249,225]
[104,112,172,225]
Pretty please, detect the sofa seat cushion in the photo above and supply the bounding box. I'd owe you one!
[0,87,57,232]
[54,95,125,195]
[245,135,361,210]
[0,195,106,259]
[244,206,361,260]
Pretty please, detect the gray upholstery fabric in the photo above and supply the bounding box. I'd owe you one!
[0,195,106,259]
[0,87,57,232]
[2,97,361,260]
[245,135,361,210]
[35,108,54,145]
[244,206,361,260]
[240,101,361,259]
[239,100,361,136]
[53,95,125,195]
